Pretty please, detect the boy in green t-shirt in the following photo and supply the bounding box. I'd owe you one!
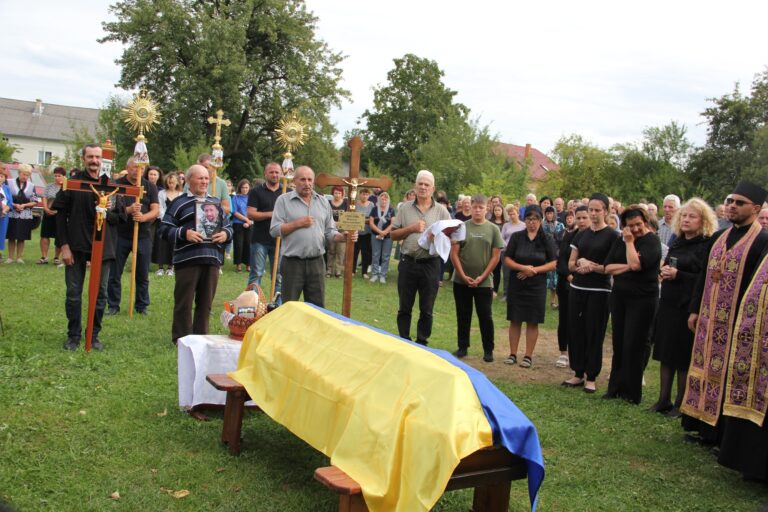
[450,194,504,362]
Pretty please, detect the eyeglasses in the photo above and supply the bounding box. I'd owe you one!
[525,217,541,222]
[725,197,754,207]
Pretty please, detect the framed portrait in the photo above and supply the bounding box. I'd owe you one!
[195,200,223,240]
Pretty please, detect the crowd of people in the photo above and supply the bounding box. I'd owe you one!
[3,146,768,482]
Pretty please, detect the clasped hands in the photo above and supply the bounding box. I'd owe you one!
[186,229,228,244]
[516,265,537,280]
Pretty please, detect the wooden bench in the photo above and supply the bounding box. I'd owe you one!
[314,445,527,512]
[205,373,254,455]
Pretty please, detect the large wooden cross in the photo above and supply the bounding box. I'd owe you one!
[315,136,392,317]
[64,160,143,352]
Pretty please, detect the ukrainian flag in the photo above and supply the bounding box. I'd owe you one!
[231,302,544,511]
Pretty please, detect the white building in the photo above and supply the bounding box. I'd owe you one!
[0,98,99,167]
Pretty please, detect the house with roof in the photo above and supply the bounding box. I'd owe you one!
[494,142,559,185]
[0,98,99,168]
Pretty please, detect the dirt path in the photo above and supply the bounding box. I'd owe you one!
[458,327,614,387]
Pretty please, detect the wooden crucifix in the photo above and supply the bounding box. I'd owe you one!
[207,109,231,196]
[315,136,392,317]
[63,146,143,352]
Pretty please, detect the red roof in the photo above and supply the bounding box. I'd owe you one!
[494,143,559,181]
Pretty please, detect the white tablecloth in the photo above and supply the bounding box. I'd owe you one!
[177,334,254,408]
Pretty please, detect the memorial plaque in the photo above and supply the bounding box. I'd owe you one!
[337,211,365,231]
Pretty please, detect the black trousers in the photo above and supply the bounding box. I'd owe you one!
[555,276,570,352]
[172,264,220,344]
[606,292,658,403]
[281,255,326,307]
[492,259,503,294]
[396,257,441,343]
[232,223,251,266]
[453,282,495,352]
[568,287,610,381]
[353,233,372,275]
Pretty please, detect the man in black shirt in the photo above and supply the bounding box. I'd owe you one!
[247,162,283,296]
[106,157,159,315]
[54,144,125,351]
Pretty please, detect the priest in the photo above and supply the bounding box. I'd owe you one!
[682,181,768,444]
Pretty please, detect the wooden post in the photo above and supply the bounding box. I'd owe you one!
[315,136,392,318]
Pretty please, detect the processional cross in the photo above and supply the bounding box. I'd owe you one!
[207,109,231,195]
[63,140,143,352]
[315,136,392,317]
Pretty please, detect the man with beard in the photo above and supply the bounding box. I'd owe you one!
[247,162,283,291]
[682,181,768,448]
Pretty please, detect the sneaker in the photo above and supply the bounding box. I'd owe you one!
[63,337,80,351]
[106,307,119,316]
[156,269,165,276]
[166,269,174,276]
[16,258,24,264]
[453,348,468,358]
[362,273,370,280]
[555,354,569,368]
[91,339,105,351]
[3,259,12,264]
[483,351,494,363]
[219,268,223,275]
[380,277,386,284]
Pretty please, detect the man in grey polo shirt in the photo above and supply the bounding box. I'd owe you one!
[391,170,451,345]
[270,166,356,307]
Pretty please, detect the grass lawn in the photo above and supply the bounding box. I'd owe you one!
[0,237,766,511]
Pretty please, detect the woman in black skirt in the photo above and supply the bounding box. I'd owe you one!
[649,198,716,416]
[38,167,66,264]
[503,205,556,368]
[604,205,662,404]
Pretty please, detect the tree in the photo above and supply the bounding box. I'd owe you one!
[0,133,15,162]
[101,0,348,182]
[411,114,523,199]
[688,71,768,200]
[543,135,615,200]
[361,54,467,179]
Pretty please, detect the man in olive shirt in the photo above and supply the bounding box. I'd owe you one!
[269,166,356,307]
[391,170,450,345]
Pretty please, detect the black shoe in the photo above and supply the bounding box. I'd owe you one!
[106,307,119,316]
[91,339,105,351]
[415,339,428,346]
[602,392,619,400]
[63,337,80,351]
[453,348,468,358]
[135,309,148,315]
[483,351,494,363]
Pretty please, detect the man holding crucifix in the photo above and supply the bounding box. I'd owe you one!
[54,144,125,351]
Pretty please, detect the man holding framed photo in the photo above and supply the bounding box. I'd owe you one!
[159,164,232,344]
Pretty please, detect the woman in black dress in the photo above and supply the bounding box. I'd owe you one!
[604,205,662,404]
[503,205,556,368]
[649,198,716,416]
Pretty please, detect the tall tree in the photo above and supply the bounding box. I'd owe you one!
[101,0,348,181]
[543,134,615,199]
[361,54,467,179]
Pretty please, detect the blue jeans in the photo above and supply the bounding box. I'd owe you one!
[249,241,281,301]
[108,237,151,312]
[65,251,111,339]
[370,236,393,277]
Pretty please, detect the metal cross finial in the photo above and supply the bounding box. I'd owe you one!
[207,109,231,146]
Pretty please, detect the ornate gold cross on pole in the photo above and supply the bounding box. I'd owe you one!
[207,109,231,196]
[315,136,392,318]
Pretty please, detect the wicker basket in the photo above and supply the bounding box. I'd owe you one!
[227,284,268,341]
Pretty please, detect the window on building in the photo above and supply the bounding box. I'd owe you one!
[38,150,52,166]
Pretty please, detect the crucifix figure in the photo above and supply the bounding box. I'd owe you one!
[315,136,392,317]
[55,143,143,352]
[207,109,231,195]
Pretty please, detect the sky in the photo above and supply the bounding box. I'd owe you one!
[1,0,766,154]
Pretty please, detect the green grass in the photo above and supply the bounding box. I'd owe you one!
[0,238,765,511]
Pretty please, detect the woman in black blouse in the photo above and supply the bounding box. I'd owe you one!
[604,205,662,404]
[649,198,717,416]
[503,205,557,368]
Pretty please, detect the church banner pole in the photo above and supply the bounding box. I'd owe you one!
[122,90,160,319]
